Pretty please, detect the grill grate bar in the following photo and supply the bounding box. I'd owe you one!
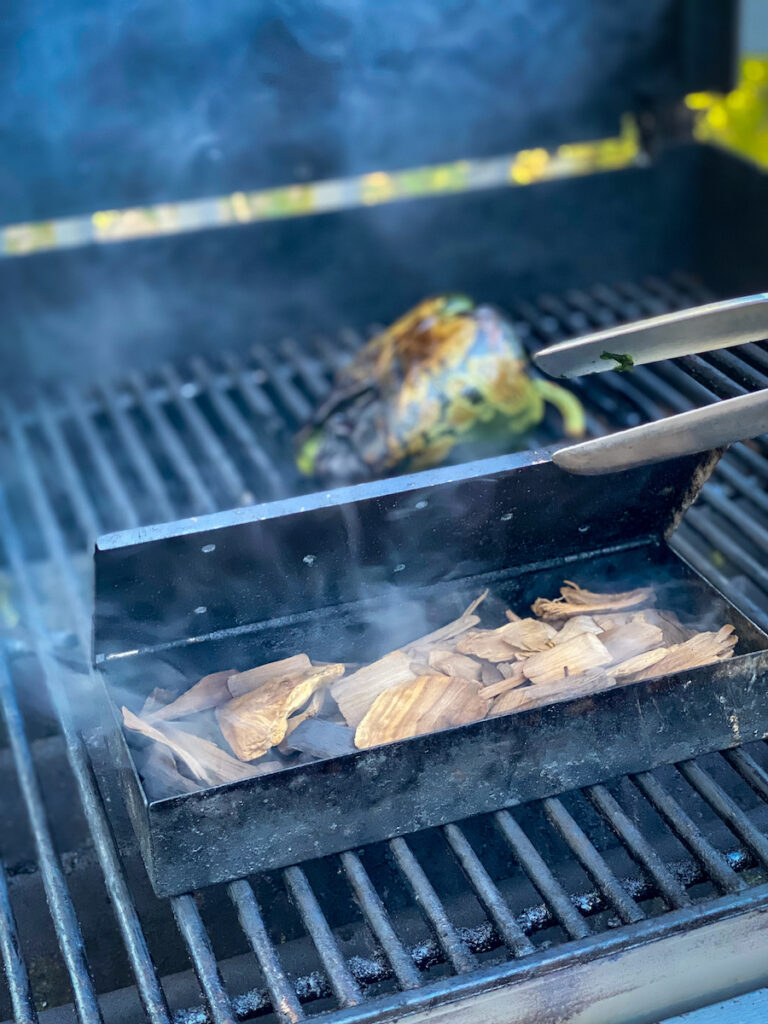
[160,365,248,506]
[685,507,768,591]
[62,386,142,530]
[220,354,280,423]
[668,532,768,633]
[677,355,747,400]
[630,771,745,894]
[128,371,217,515]
[250,346,313,424]
[339,851,423,991]
[704,348,768,392]
[99,380,177,522]
[172,895,236,1024]
[35,397,102,539]
[283,866,364,1009]
[278,338,332,402]
[585,785,691,910]
[388,837,476,975]
[722,748,768,803]
[227,879,305,1023]
[0,650,103,1024]
[0,857,38,1024]
[442,823,536,957]
[494,810,591,940]
[189,357,284,500]
[542,797,645,924]
[0,479,173,1024]
[677,761,768,871]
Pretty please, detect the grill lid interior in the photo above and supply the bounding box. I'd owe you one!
[4,0,737,224]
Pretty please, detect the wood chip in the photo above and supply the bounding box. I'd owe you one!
[505,609,522,622]
[331,650,416,728]
[554,615,602,643]
[355,674,490,749]
[480,662,526,699]
[593,609,694,645]
[521,633,612,685]
[456,629,516,662]
[146,670,235,722]
[428,649,482,682]
[611,647,670,680]
[532,581,656,620]
[123,707,255,786]
[600,623,664,664]
[498,618,558,652]
[622,626,737,682]
[217,663,345,760]
[491,669,617,716]
[227,654,312,698]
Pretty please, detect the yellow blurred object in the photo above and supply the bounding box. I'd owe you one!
[686,55,768,169]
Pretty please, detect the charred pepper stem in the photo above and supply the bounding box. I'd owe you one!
[533,379,587,437]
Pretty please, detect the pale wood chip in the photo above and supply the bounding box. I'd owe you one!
[554,615,602,643]
[146,670,235,722]
[622,626,737,682]
[480,662,526,699]
[532,581,656,620]
[123,707,255,786]
[331,650,416,728]
[612,647,669,680]
[497,618,558,652]
[456,629,517,662]
[505,608,522,622]
[600,623,664,665]
[227,654,312,698]
[355,674,490,749]
[490,669,616,716]
[428,648,483,682]
[594,609,694,645]
[521,633,612,685]
[217,663,345,760]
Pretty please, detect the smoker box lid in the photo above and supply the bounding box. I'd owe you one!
[93,446,717,660]
[6,1,736,224]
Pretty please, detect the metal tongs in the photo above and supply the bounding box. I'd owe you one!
[534,293,768,475]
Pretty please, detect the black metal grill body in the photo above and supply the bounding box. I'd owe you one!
[0,139,768,1022]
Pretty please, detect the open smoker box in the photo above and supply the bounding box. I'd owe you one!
[93,448,768,896]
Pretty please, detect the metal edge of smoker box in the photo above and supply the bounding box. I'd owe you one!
[92,448,768,896]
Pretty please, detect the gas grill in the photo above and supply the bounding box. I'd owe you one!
[1,274,768,1024]
[3,1,768,1021]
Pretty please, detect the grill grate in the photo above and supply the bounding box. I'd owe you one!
[0,274,768,1024]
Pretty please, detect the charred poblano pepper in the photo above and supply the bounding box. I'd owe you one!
[296,296,585,483]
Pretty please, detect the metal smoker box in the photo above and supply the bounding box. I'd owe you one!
[93,447,768,896]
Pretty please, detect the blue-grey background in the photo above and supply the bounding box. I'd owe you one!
[0,1,733,223]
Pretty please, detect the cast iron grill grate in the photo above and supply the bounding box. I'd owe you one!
[0,273,768,1024]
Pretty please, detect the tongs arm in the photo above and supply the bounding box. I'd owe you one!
[532,293,768,476]
[534,293,768,379]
